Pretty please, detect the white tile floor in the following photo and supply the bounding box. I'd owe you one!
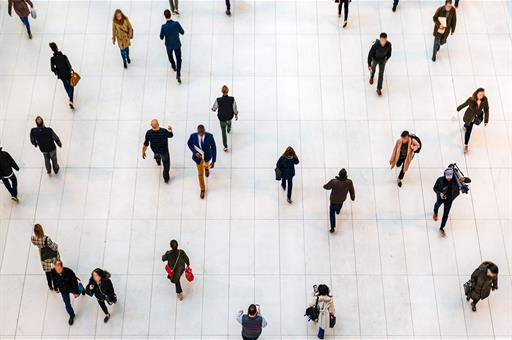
[0,0,511,339]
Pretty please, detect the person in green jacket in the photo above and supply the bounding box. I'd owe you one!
[162,239,190,300]
[467,261,498,312]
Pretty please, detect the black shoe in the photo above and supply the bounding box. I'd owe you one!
[281,183,286,191]
[439,227,446,237]
[69,102,75,110]
[432,56,436,62]
[392,5,397,12]
[466,296,470,301]
[28,32,32,39]
[127,57,131,64]
[164,178,169,183]
[377,89,382,96]
[171,65,177,72]
[68,315,75,326]
[54,167,60,175]
[104,314,110,323]
[342,21,347,28]
[329,228,335,233]
[369,77,374,85]
[123,61,127,69]
[397,180,402,188]
[471,303,476,312]
[226,9,231,16]
[177,76,182,84]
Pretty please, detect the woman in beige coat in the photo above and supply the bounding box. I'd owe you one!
[31,224,60,290]
[389,130,420,187]
[112,9,133,68]
[309,284,336,339]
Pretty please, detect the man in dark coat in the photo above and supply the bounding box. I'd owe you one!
[51,260,81,325]
[30,116,62,175]
[49,42,75,109]
[160,9,185,83]
[432,0,457,62]
[432,166,466,236]
[367,32,392,96]
[468,261,498,311]
[0,146,20,202]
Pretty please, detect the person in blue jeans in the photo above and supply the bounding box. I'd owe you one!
[323,169,355,233]
[8,0,34,39]
[51,260,83,326]
[49,42,75,110]
[392,0,399,12]
[276,147,299,204]
[225,0,232,16]
[160,9,184,83]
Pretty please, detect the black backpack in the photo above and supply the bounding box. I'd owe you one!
[410,134,422,154]
[304,296,320,322]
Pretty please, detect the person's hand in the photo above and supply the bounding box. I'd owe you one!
[440,193,447,200]
[112,39,115,45]
[54,288,60,293]
[89,284,94,290]
[210,162,215,169]
[239,309,244,314]
[73,293,80,298]
[235,115,239,121]
[167,125,173,132]
[142,151,146,159]
[107,301,113,305]
[368,66,372,71]
[459,176,465,183]
[195,152,202,159]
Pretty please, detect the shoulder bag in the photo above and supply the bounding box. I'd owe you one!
[165,250,181,278]
[40,236,58,261]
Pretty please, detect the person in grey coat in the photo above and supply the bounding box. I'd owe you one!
[30,116,62,175]
[467,261,498,312]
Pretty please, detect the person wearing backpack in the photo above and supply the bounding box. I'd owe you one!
[236,304,267,340]
[308,284,336,339]
[161,239,190,301]
[85,268,117,323]
[456,88,489,154]
[51,260,83,325]
[323,169,355,233]
[31,224,60,290]
[389,130,420,188]
[466,261,498,312]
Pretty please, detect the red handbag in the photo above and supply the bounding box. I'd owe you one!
[185,266,194,282]
[164,250,181,279]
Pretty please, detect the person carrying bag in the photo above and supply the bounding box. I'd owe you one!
[162,239,190,301]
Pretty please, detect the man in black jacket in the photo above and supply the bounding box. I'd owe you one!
[142,119,174,183]
[0,146,20,202]
[367,32,392,96]
[49,42,75,110]
[211,85,239,152]
[30,116,62,175]
[432,167,465,235]
[51,260,81,325]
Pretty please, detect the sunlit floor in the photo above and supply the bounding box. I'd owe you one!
[0,0,511,338]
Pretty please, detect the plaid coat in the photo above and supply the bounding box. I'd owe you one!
[31,235,60,272]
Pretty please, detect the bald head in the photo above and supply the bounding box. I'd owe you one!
[151,119,160,130]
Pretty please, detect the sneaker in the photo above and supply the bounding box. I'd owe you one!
[432,213,438,221]
[177,76,182,84]
[123,61,127,69]
[127,57,131,64]
[104,314,110,323]
[397,180,402,188]
[392,5,397,12]
[369,77,374,85]
[164,178,169,183]
[329,227,335,233]
[471,303,476,312]
[69,102,75,110]
[223,147,228,152]
[177,293,184,301]
[287,198,292,204]
[226,9,231,16]
[11,196,19,203]
[432,56,436,62]
[464,145,468,153]
[342,21,347,28]
[54,167,60,175]
[173,10,180,15]
[68,315,75,326]
[439,227,446,237]
[377,89,382,96]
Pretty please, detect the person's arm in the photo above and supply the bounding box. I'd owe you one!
[6,153,19,171]
[69,269,80,294]
[112,22,117,44]
[293,157,300,165]
[106,280,116,302]
[211,99,218,112]
[50,57,57,75]
[456,98,470,111]
[389,141,397,166]
[470,268,479,286]
[433,7,442,27]
[25,0,34,8]
[328,301,336,316]
[30,129,38,148]
[386,43,392,60]
[183,251,190,266]
[236,312,244,325]
[433,177,445,195]
[210,135,217,164]
[367,43,375,67]
[410,138,419,152]
[51,129,62,147]
[64,55,73,73]
[8,0,13,16]
[349,181,355,201]
[484,102,489,125]
[323,179,333,190]
[276,157,282,169]
[451,9,457,34]
[492,275,498,290]
[178,22,185,35]
[161,251,169,262]
[47,237,59,252]
[142,131,150,159]
[261,315,268,328]
[233,99,239,118]
[187,135,196,154]
[128,19,134,39]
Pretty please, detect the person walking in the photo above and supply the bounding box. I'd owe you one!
[49,42,75,110]
[309,284,336,339]
[169,0,180,15]
[161,240,190,301]
[431,0,456,62]
[467,261,498,312]
[30,116,62,175]
[432,166,465,236]
[112,9,133,69]
[236,304,268,340]
[389,131,420,187]
[85,268,117,323]
[367,32,392,96]
[211,85,239,152]
[31,224,60,290]
[160,9,184,83]
[456,88,489,153]
[51,260,83,325]
[0,146,20,202]
[323,169,355,233]
[336,0,350,28]
[187,125,217,199]
[8,0,34,39]
[142,119,173,183]
[276,147,299,204]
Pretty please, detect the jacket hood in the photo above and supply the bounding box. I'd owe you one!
[317,295,333,303]
[93,268,111,280]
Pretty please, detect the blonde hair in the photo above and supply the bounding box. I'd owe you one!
[34,224,45,239]
[221,85,229,95]
[113,9,126,24]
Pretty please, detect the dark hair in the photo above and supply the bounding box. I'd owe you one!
[488,263,499,275]
[197,124,205,131]
[283,146,297,159]
[49,42,59,53]
[170,239,178,252]
[92,268,107,279]
[317,284,330,296]
[445,0,453,5]
[471,88,486,102]
[400,130,409,138]
[35,116,44,127]
[379,32,387,39]
[164,9,172,19]
[247,304,258,316]
[338,168,347,180]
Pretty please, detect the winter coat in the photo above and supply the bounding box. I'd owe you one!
[389,137,420,173]
[8,0,33,18]
[30,126,62,153]
[457,97,489,125]
[276,156,300,179]
[432,5,456,39]
[470,261,498,301]
[309,294,336,331]
[50,52,73,80]
[367,39,392,66]
[112,18,133,50]
[31,235,60,272]
[323,177,355,204]
[85,272,116,303]
[51,267,79,294]
[0,149,19,178]
[162,249,190,284]
[433,176,460,201]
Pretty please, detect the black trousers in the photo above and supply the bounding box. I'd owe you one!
[2,174,17,197]
[464,122,474,145]
[396,155,406,180]
[338,0,349,21]
[46,271,53,289]
[155,152,170,181]
[434,198,453,229]
[393,0,399,6]
[97,300,109,315]
[226,0,231,10]
[166,47,182,77]
[370,60,386,90]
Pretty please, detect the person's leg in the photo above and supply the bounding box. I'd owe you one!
[220,120,228,149]
[335,202,343,214]
[174,48,182,78]
[162,152,170,182]
[61,293,75,317]
[20,16,31,34]
[62,79,74,102]
[43,153,52,174]
[9,175,17,198]
[226,120,232,133]
[196,161,206,191]
[50,149,60,173]
[329,203,337,229]
[432,37,440,60]
[225,0,231,11]
[370,59,377,80]
[174,0,179,11]
[97,300,109,315]
[343,1,349,21]
[338,2,342,16]
[464,122,473,145]
[169,0,176,12]
[281,178,286,190]
[286,178,293,200]
[433,198,443,216]
[440,199,453,229]
[393,0,399,8]
[175,279,183,294]
[377,61,386,90]
[45,271,53,289]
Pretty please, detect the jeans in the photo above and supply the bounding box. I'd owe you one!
[61,79,74,102]
[20,16,31,34]
[155,152,170,181]
[318,327,325,339]
[97,300,109,315]
[396,155,406,180]
[43,149,59,174]
[2,174,17,198]
[226,0,231,10]
[166,47,182,77]
[120,47,130,62]
[219,120,232,148]
[281,177,293,200]
[464,122,473,145]
[370,59,386,90]
[434,198,453,229]
[61,293,75,317]
[338,0,349,21]
[329,203,343,229]
[169,0,179,11]
[432,36,447,59]
[196,160,210,191]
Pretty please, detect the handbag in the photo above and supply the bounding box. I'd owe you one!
[473,111,484,126]
[463,280,473,297]
[185,266,194,282]
[40,236,58,261]
[164,250,181,279]
[304,296,320,321]
[275,167,282,181]
[329,314,337,328]
[30,9,37,19]
[70,71,81,87]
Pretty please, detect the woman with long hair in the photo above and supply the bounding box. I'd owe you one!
[85,268,117,323]
[310,284,336,339]
[276,146,300,204]
[456,88,489,153]
[112,9,133,69]
[161,239,190,300]
[31,224,60,290]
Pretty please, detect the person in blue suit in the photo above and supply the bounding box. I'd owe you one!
[187,125,217,199]
[160,9,184,83]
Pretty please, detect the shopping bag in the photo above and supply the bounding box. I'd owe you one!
[185,266,194,282]
[70,71,81,87]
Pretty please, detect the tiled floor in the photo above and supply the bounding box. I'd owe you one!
[0,0,511,339]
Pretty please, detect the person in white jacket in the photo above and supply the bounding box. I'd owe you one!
[309,284,336,339]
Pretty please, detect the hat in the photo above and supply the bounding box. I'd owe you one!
[444,168,454,179]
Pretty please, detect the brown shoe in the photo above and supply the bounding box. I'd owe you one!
[377,89,382,96]
[432,213,438,221]
[177,293,184,301]
[205,168,210,177]
[369,77,374,85]
[200,190,205,199]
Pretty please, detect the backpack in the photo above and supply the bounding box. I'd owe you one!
[410,134,422,154]
[304,296,320,322]
[40,236,58,261]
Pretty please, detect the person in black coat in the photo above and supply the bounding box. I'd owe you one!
[85,268,117,323]
[456,88,489,153]
[276,146,300,204]
[51,260,82,325]
[49,42,75,110]
[432,167,465,236]
[367,32,392,96]
[467,261,498,312]
[30,116,62,175]
[0,146,20,202]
